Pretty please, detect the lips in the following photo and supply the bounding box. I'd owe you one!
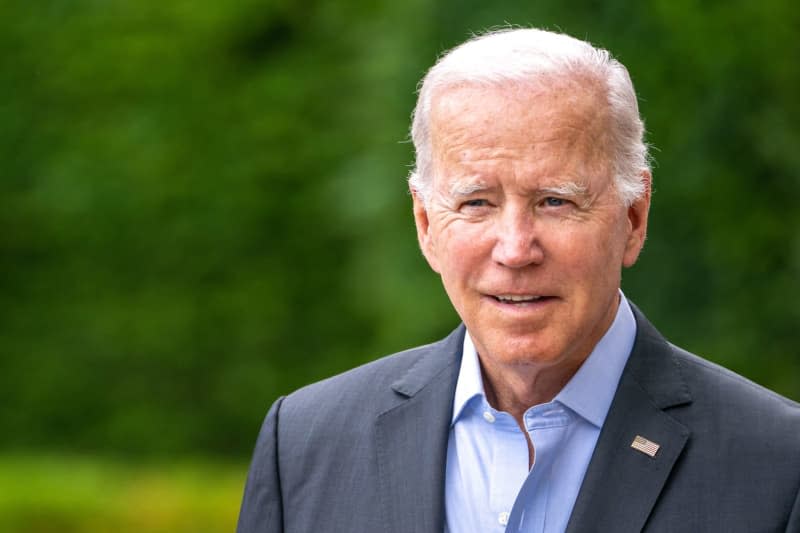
[494,294,542,303]
[491,294,555,304]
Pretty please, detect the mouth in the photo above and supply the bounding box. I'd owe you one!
[491,294,555,304]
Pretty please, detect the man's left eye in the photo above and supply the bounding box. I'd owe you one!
[543,197,566,207]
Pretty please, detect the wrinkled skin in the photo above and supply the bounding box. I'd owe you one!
[413,79,650,412]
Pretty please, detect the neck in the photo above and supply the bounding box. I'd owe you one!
[480,357,584,424]
[481,358,585,469]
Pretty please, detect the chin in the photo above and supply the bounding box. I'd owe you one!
[480,336,566,368]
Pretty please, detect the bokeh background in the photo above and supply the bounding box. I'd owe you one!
[2,1,798,531]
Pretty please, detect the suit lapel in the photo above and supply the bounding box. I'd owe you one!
[566,308,692,533]
[375,326,464,533]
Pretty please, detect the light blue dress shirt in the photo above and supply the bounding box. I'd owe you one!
[444,295,637,533]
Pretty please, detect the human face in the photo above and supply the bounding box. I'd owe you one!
[413,81,650,378]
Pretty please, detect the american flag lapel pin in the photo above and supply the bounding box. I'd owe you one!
[631,435,660,457]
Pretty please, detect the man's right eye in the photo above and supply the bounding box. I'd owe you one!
[462,199,489,208]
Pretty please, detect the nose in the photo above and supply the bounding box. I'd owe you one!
[491,207,544,268]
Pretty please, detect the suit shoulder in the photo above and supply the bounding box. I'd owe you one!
[279,326,463,419]
[669,342,800,417]
[292,341,434,396]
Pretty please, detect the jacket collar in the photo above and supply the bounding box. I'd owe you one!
[376,325,464,533]
[566,305,692,532]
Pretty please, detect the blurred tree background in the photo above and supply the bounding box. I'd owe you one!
[1,0,798,530]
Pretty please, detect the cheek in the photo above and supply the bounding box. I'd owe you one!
[435,223,490,275]
[542,223,591,255]
[545,223,623,275]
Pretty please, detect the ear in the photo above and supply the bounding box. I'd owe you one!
[622,170,652,268]
[411,189,441,273]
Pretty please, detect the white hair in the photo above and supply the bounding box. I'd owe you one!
[408,28,650,207]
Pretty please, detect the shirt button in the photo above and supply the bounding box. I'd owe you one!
[498,511,510,525]
[483,411,496,423]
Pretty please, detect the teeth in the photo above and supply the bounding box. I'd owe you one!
[496,295,542,303]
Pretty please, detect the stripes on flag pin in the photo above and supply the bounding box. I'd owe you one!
[631,435,660,457]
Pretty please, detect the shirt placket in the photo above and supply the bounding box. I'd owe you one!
[505,405,573,532]
[488,408,530,531]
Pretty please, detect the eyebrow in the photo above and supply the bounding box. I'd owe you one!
[540,181,593,209]
[446,178,592,207]
[538,181,589,197]
[451,180,589,197]
[449,179,489,197]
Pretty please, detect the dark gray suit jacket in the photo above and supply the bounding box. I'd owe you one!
[238,308,800,532]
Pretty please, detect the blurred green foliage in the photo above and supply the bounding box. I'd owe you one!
[0,455,243,532]
[1,0,798,465]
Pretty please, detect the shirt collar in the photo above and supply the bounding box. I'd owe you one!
[451,292,637,428]
[451,330,484,425]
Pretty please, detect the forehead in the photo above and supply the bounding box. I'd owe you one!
[428,78,613,180]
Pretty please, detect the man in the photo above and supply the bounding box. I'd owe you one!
[238,28,800,532]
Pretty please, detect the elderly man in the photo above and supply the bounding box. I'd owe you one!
[238,28,800,532]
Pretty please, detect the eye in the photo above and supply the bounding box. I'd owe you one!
[543,197,567,207]
[462,199,489,208]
